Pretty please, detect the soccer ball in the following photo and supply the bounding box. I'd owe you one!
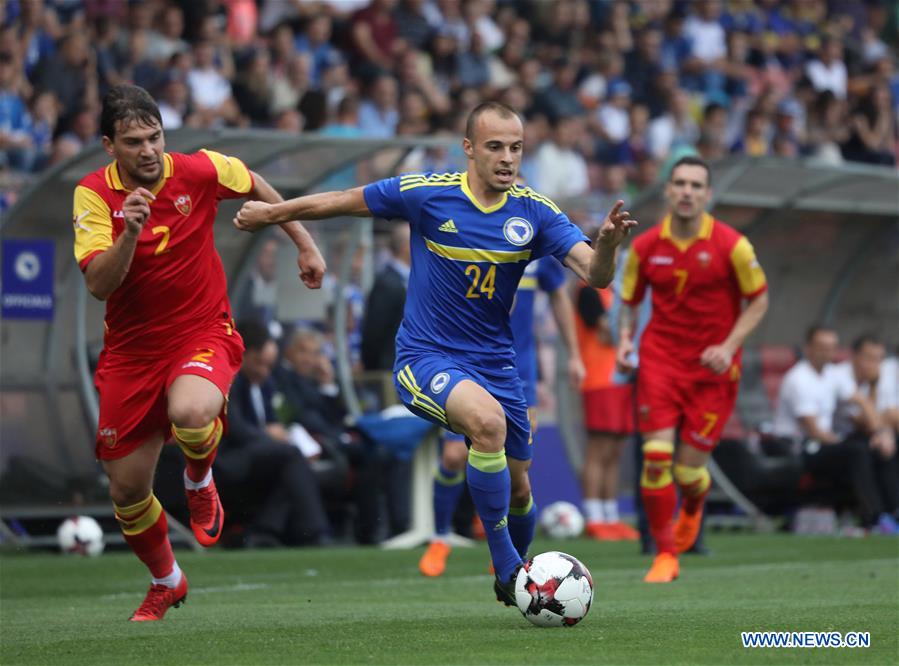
[57,516,105,556]
[515,551,594,627]
[539,501,584,539]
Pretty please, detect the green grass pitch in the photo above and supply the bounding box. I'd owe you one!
[1,534,897,665]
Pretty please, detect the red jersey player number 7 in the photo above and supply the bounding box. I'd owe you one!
[617,156,768,584]
[72,84,325,621]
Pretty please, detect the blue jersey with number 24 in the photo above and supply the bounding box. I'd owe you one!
[363,172,588,366]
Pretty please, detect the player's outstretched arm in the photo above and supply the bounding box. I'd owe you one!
[234,187,372,232]
[82,188,154,300]
[247,171,327,289]
[565,200,636,289]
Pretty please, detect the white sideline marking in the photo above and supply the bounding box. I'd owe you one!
[99,582,269,600]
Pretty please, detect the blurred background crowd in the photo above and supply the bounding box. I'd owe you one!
[1,0,898,213]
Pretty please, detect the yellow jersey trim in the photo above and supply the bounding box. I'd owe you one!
[105,153,174,197]
[461,172,507,213]
[201,149,253,194]
[730,236,768,297]
[425,238,531,263]
[659,212,714,252]
[399,172,463,192]
[509,185,562,215]
[518,276,538,290]
[72,185,113,263]
[620,247,641,302]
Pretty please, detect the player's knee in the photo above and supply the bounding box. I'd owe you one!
[108,479,151,508]
[640,439,674,488]
[673,463,706,485]
[466,409,506,451]
[168,401,218,429]
[510,478,532,507]
[442,440,469,471]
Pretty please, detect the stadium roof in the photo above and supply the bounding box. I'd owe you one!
[618,155,899,224]
[1,129,457,238]
[4,134,897,239]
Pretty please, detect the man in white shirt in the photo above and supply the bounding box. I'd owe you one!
[773,326,893,533]
[831,334,899,529]
[805,38,848,100]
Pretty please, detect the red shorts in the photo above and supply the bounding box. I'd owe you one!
[94,326,244,460]
[636,370,738,451]
[582,384,635,434]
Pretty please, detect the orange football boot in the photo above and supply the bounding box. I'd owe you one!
[129,573,188,621]
[643,553,679,583]
[419,540,451,577]
[185,477,224,547]
[585,521,621,540]
[609,521,640,541]
[674,508,704,554]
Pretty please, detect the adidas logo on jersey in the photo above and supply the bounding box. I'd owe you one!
[438,219,458,233]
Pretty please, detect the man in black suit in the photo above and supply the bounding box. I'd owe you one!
[358,223,416,535]
[274,327,383,543]
[215,320,330,546]
[361,223,410,371]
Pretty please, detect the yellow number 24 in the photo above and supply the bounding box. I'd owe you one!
[465,264,496,299]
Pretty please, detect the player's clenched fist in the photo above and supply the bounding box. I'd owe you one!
[123,187,155,236]
[234,200,274,232]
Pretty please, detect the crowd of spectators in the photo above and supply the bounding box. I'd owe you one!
[2,0,898,213]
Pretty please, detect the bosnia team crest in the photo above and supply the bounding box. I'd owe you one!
[503,217,533,246]
[430,372,450,394]
[174,194,192,216]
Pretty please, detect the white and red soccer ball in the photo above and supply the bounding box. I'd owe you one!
[57,516,105,556]
[539,501,585,539]
[515,551,594,627]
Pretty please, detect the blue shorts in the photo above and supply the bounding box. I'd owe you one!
[520,376,537,408]
[394,349,532,461]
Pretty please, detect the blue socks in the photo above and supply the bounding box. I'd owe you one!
[466,448,522,582]
[433,464,466,537]
[508,494,536,560]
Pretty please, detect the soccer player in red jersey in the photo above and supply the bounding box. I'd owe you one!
[617,156,769,583]
[72,85,325,620]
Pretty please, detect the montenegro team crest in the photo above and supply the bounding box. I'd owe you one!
[174,194,192,216]
[98,427,118,449]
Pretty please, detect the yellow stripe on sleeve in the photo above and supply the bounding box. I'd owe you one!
[620,247,642,302]
[730,236,767,297]
[72,185,113,264]
[201,149,253,194]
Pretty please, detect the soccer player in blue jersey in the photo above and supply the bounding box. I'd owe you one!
[419,256,585,577]
[234,101,636,604]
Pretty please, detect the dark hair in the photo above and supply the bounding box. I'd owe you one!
[100,85,162,140]
[852,333,883,353]
[238,319,272,352]
[805,324,836,343]
[668,155,711,185]
[465,101,520,141]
